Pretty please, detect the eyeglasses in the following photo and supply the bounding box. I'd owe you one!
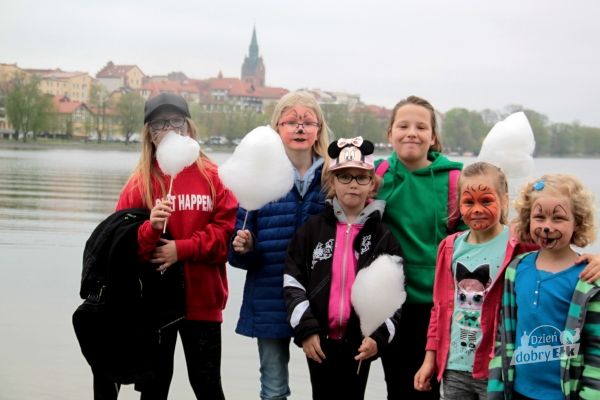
[335,173,373,185]
[149,117,186,132]
[278,121,321,131]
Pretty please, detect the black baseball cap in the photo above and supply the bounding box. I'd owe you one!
[144,93,191,123]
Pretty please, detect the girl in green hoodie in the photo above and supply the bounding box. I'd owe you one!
[376,95,465,400]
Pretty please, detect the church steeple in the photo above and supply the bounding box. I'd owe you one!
[241,26,266,87]
[249,26,259,60]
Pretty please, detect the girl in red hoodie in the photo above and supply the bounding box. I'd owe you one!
[114,93,237,400]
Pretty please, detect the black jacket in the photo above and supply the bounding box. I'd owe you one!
[73,208,184,385]
[284,201,404,354]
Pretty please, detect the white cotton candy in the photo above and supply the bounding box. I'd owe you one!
[351,254,406,337]
[477,112,536,179]
[219,126,294,211]
[156,131,200,177]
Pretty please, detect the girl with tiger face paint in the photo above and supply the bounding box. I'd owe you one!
[460,179,503,233]
[458,171,508,242]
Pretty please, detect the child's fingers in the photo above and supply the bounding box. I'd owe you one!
[414,373,431,391]
[314,343,326,361]
[579,254,600,282]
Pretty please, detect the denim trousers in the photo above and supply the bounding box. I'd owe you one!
[257,337,291,400]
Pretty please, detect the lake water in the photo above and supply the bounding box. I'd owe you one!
[0,147,599,400]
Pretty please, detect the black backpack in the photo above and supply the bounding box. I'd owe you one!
[73,208,184,385]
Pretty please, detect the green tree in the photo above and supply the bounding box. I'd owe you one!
[573,125,600,156]
[88,82,111,143]
[116,92,144,144]
[321,104,352,139]
[350,107,386,143]
[5,73,56,142]
[548,123,575,156]
[441,108,488,154]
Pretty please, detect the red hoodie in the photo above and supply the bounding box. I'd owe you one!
[116,160,238,322]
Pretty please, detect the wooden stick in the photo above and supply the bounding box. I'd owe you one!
[241,210,249,231]
[356,359,362,375]
[163,176,174,234]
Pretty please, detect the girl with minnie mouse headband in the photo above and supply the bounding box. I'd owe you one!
[284,137,405,400]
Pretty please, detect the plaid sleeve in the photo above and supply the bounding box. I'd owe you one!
[579,287,600,399]
[488,256,523,400]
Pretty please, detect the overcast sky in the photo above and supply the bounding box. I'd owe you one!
[2,0,599,125]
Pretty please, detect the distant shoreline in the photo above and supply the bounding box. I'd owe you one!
[1,138,596,159]
[0,138,142,152]
[0,139,394,156]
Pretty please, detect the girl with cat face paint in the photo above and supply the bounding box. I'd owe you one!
[488,174,600,400]
[414,163,600,400]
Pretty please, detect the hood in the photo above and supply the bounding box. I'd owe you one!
[387,151,463,176]
[326,198,385,224]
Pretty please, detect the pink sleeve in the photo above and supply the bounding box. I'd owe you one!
[425,238,448,351]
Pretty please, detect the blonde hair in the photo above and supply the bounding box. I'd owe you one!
[126,117,216,209]
[270,91,331,183]
[513,174,596,247]
[386,95,443,153]
[458,161,509,224]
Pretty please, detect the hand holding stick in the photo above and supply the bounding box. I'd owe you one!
[150,198,173,232]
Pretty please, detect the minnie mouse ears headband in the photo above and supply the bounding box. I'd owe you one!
[328,136,375,172]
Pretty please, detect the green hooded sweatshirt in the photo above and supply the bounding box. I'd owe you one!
[376,151,464,304]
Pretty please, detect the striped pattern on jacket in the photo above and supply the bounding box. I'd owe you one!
[488,251,600,399]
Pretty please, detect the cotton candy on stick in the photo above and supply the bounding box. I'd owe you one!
[351,254,406,374]
[219,126,294,229]
[156,131,200,233]
[478,112,536,179]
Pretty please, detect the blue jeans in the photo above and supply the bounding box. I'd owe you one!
[257,337,291,400]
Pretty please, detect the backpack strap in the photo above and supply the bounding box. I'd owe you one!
[447,169,461,232]
[375,159,389,177]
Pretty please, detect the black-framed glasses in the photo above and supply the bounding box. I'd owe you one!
[335,173,373,185]
[149,117,186,132]
[278,121,320,131]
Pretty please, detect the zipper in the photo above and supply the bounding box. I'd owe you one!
[157,316,185,344]
[338,223,352,338]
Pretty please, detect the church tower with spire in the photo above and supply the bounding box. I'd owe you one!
[241,26,266,88]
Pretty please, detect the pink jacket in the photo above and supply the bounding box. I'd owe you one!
[327,222,362,339]
[425,231,534,380]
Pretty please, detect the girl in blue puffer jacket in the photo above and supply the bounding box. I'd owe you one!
[228,91,331,400]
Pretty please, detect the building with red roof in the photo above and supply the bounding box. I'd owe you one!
[96,61,145,92]
[51,95,93,138]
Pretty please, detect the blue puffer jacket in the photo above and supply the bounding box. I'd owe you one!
[228,165,325,338]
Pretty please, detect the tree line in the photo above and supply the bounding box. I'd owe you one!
[2,75,600,156]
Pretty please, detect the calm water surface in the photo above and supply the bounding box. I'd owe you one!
[0,147,598,399]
